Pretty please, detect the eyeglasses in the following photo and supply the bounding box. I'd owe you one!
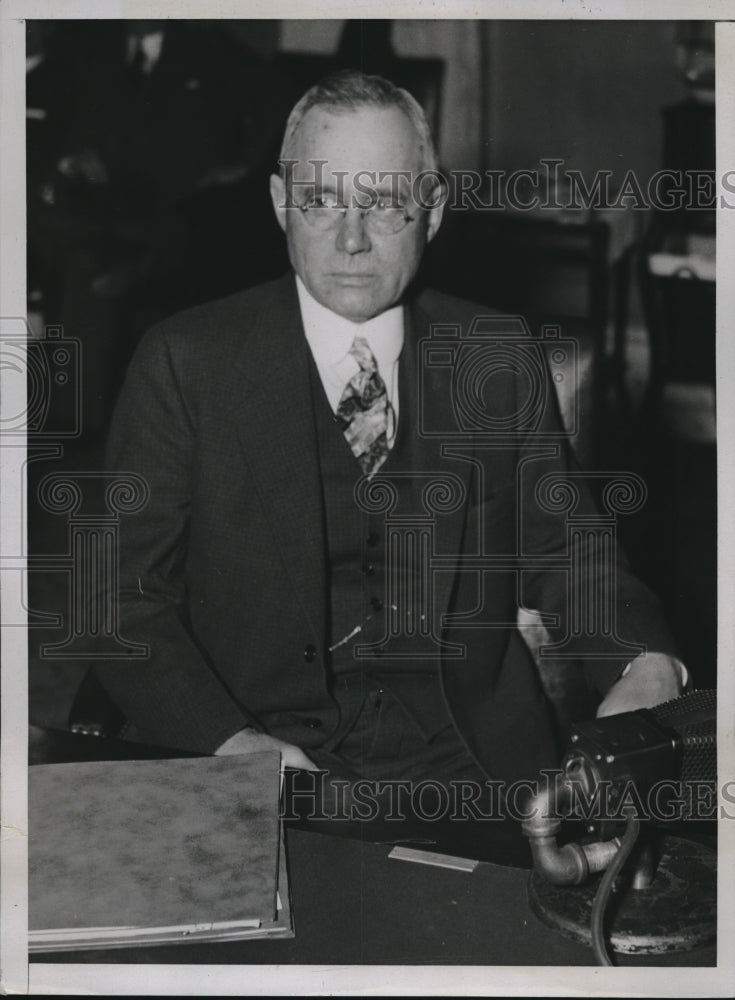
[293,192,416,236]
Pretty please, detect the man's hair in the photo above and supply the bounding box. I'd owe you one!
[279,70,438,174]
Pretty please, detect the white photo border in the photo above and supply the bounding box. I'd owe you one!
[2,1,733,995]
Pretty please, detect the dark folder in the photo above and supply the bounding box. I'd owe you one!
[29,751,293,951]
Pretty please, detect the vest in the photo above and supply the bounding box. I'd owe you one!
[308,350,452,742]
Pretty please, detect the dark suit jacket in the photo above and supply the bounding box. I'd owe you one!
[94,273,677,783]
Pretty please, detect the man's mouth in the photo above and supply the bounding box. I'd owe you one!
[331,273,375,285]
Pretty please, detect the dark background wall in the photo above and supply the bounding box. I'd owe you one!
[485,20,689,182]
[276,19,690,183]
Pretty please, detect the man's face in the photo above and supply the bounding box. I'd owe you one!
[270,105,443,323]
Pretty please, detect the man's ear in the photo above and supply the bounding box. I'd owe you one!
[425,182,446,245]
[270,173,287,234]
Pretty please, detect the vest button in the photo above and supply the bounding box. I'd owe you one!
[367,532,380,548]
[303,644,317,663]
[303,717,323,729]
[371,597,384,612]
[362,563,375,576]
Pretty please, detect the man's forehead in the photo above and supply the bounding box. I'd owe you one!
[288,104,423,178]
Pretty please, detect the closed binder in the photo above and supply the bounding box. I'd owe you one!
[29,750,293,951]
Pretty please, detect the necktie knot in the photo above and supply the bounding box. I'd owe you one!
[349,336,377,376]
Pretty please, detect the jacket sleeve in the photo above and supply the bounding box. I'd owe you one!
[512,358,680,697]
[89,325,257,753]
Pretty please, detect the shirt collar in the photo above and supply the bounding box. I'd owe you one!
[295,275,404,370]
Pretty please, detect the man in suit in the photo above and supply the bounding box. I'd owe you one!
[90,71,683,806]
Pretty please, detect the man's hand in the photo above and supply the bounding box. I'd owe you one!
[215,728,319,771]
[596,652,684,718]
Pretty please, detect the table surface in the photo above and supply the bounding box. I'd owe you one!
[29,726,717,968]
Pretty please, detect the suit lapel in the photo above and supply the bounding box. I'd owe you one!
[230,275,327,645]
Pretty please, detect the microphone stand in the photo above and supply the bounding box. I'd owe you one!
[521,691,717,962]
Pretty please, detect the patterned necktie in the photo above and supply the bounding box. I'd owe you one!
[336,336,395,477]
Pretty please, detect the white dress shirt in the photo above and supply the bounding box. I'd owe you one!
[296,276,403,445]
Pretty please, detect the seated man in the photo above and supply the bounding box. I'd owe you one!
[85,71,683,825]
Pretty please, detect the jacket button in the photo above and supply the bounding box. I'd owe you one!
[371,596,384,612]
[303,717,323,729]
[303,644,317,662]
[362,563,375,576]
[367,532,380,548]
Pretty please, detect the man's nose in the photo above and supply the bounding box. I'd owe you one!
[335,208,372,254]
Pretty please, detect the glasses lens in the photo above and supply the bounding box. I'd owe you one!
[298,203,338,230]
[295,200,413,235]
[367,206,411,235]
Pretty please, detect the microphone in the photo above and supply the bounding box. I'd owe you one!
[522,690,717,961]
[561,688,716,839]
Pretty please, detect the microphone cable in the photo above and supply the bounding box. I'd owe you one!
[590,811,641,966]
